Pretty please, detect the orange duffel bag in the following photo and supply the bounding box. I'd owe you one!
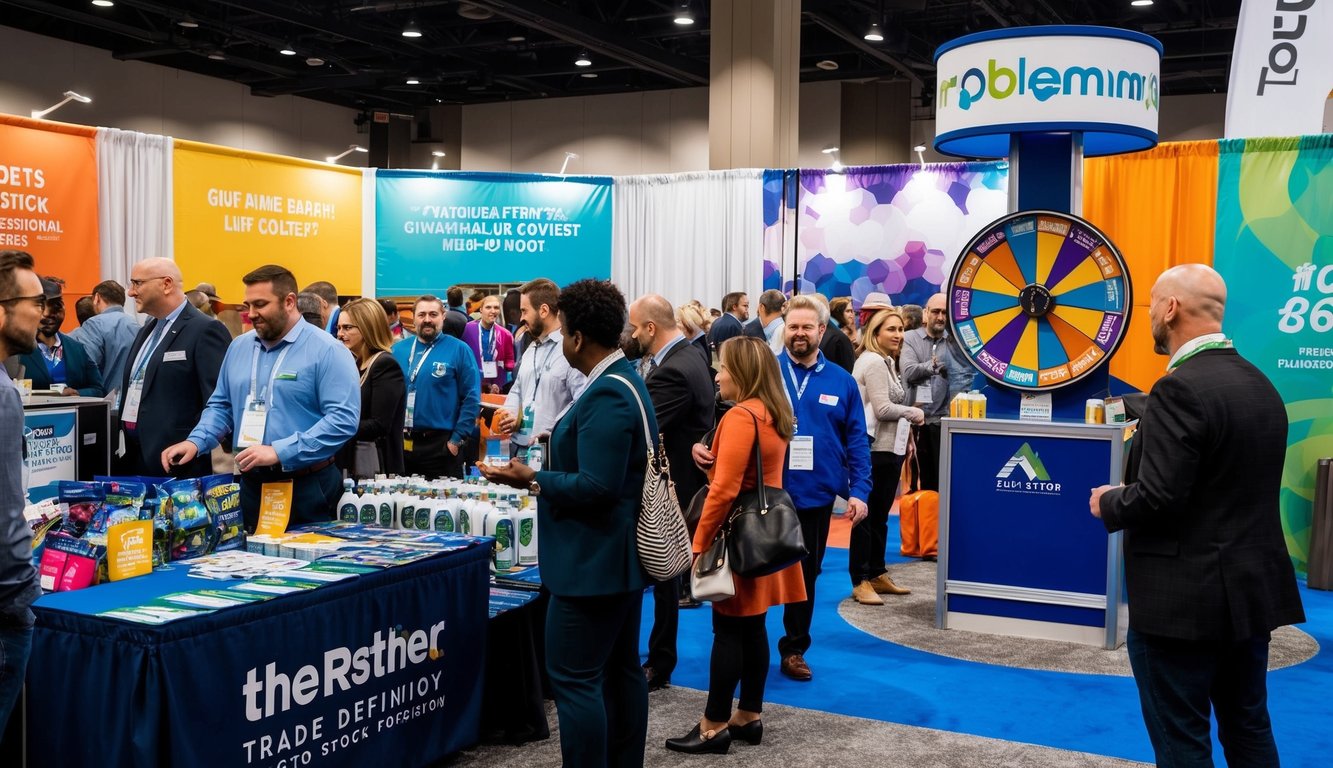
[899,434,938,559]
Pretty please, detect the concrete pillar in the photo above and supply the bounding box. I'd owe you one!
[839,80,912,166]
[709,0,801,169]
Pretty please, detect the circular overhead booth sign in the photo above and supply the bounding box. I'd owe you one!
[933,26,1162,158]
[948,210,1132,390]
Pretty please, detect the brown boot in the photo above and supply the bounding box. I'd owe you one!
[871,573,911,595]
[852,580,885,605]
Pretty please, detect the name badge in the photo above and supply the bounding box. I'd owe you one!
[163,351,187,362]
[914,383,931,405]
[237,396,268,448]
[482,361,499,379]
[789,435,815,471]
[818,393,838,406]
[404,390,417,429]
[121,380,144,423]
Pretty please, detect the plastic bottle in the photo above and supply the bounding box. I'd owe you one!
[357,481,379,525]
[394,488,416,530]
[973,389,987,419]
[487,503,517,571]
[527,443,544,472]
[337,479,359,523]
[515,506,538,565]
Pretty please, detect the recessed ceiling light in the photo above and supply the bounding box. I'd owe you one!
[402,19,423,38]
[816,60,839,71]
[1130,0,1154,6]
[177,18,199,29]
[432,150,446,157]
[405,77,420,85]
[674,3,695,25]
[864,23,884,42]
[207,51,226,61]
[91,0,114,7]
[305,56,324,67]
[574,51,592,67]
[507,35,526,43]
[279,44,296,56]
[581,73,598,78]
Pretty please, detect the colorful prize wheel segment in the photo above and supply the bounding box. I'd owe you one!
[948,210,1131,390]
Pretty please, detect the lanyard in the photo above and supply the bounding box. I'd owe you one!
[249,343,291,403]
[407,338,436,389]
[1168,339,1232,371]
[529,338,558,397]
[785,359,814,402]
[130,320,169,382]
[477,324,497,361]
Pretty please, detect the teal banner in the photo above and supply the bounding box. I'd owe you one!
[375,171,613,294]
[1213,135,1333,572]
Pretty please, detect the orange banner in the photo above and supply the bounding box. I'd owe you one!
[0,116,100,300]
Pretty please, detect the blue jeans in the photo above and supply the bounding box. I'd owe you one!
[0,623,33,732]
[1126,627,1280,768]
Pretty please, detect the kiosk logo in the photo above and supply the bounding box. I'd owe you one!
[939,57,1159,112]
[995,443,1061,494]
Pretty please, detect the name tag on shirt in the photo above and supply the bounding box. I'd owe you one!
[238,396,268,448]
[790,435,815,471]
[818,393,838,407]
[405,390,417,429]
[163,350,187,362]
[482,361,498,379]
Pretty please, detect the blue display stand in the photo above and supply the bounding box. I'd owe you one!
[937,417,1131,648]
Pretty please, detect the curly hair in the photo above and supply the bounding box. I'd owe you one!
[558,279,627,349]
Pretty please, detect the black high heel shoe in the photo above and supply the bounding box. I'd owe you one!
[665,723,732,754]
[728,719,763,745]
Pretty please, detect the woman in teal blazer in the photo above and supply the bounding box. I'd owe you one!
[481,278,654,768]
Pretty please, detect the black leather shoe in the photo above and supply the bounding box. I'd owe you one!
[643,665,671,692]
[665,723,732,754]
[729,720,763,745]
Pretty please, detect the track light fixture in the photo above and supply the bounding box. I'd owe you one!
[574,51,592,67]
[402,19,423,38]
[326,145,368,164]
[31,91,92,120]
[864,23,884,42]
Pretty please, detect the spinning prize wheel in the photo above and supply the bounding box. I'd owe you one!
[948,210,1131,391]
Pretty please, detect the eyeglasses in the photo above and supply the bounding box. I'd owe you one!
[336,323,359,332]
[129,276,167,288]
[0,294,47,311]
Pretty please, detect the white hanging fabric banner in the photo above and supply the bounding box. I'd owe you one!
[1224,0,1333,139]
[96,127,173,311]
[612,169,765,310]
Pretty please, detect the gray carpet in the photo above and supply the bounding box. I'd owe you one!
[441,688,1150,767]
[837,560,1320,675]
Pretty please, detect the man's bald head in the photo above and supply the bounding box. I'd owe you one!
[1150,263,1227,356]
[129,257,186,318]
[135,257,183,285]
[924,292,949,337]
[630,294,677,329]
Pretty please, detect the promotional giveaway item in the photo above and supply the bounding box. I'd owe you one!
[255,480,293,535]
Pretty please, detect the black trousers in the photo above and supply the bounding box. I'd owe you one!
[705,612,768,722]
[1126,628,1280,768]
[403,428,464,479]
[912,422,943,492]
[850,450,905,585]
[238,463,342,530]
[546,591,647,768]
[778,503,833,659]
[645,578,678,679]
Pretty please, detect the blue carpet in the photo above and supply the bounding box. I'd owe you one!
[644,527,1333,767]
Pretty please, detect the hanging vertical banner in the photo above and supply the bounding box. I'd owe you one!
[1224,0,1333,139]
[375,171,612,294]
[1213,135,1333,573]
[173,141,363,301]
[0,117,99,294]
[793,163,1007,308]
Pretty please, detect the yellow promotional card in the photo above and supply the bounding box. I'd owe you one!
[108,520,154,581]
[173,141,363,302]
[256,481,294,536]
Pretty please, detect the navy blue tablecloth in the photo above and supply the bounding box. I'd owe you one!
[27,543,491,768]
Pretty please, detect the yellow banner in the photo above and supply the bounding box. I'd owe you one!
[173,141,363,302]
[108,520,153,581]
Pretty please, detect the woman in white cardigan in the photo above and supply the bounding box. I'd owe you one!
[849,308,925,605]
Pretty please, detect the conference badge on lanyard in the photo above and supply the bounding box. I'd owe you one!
[238,396,268,448]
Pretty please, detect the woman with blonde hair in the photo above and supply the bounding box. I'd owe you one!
[667,336,805,755]
[848,308,924,604]
[677,301,713,362]
[335,297,407,476]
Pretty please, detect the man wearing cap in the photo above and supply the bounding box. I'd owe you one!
[15,277,103,396]
[72,280,140,398]
[117,258,231,478]
[163,265,360,527]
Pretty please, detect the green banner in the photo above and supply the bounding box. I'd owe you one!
[1214,135,1333,573]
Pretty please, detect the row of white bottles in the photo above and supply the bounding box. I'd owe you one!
[336,477,537,568]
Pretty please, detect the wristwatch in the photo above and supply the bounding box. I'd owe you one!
[528,479,541,496]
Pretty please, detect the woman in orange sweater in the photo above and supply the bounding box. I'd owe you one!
[666,336,805,755]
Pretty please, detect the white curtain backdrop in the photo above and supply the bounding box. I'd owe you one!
[96,127,173,309]
[612,169,765,310]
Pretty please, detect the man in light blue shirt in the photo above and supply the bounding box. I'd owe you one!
[163,265,359,528]
[72,280,140,398]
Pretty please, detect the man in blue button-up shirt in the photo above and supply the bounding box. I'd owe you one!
[163,265,359,528]
[391,295,480,479]
[70,280,140,398]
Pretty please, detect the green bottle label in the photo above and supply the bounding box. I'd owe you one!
[359,503,376,524]
[435,509,454,532]
[519,518,534,546]
[340,502,357,522]
[415,507,430,530]
[378,502,393,528]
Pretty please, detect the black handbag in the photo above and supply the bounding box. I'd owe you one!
[725,407,807,578]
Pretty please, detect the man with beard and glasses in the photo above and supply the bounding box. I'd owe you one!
[496,278,585,460]
[0,251,44,736]
[391,294,479,479]
[15,276,103,396]
[462,294,516,394]
[163,265,360,528]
